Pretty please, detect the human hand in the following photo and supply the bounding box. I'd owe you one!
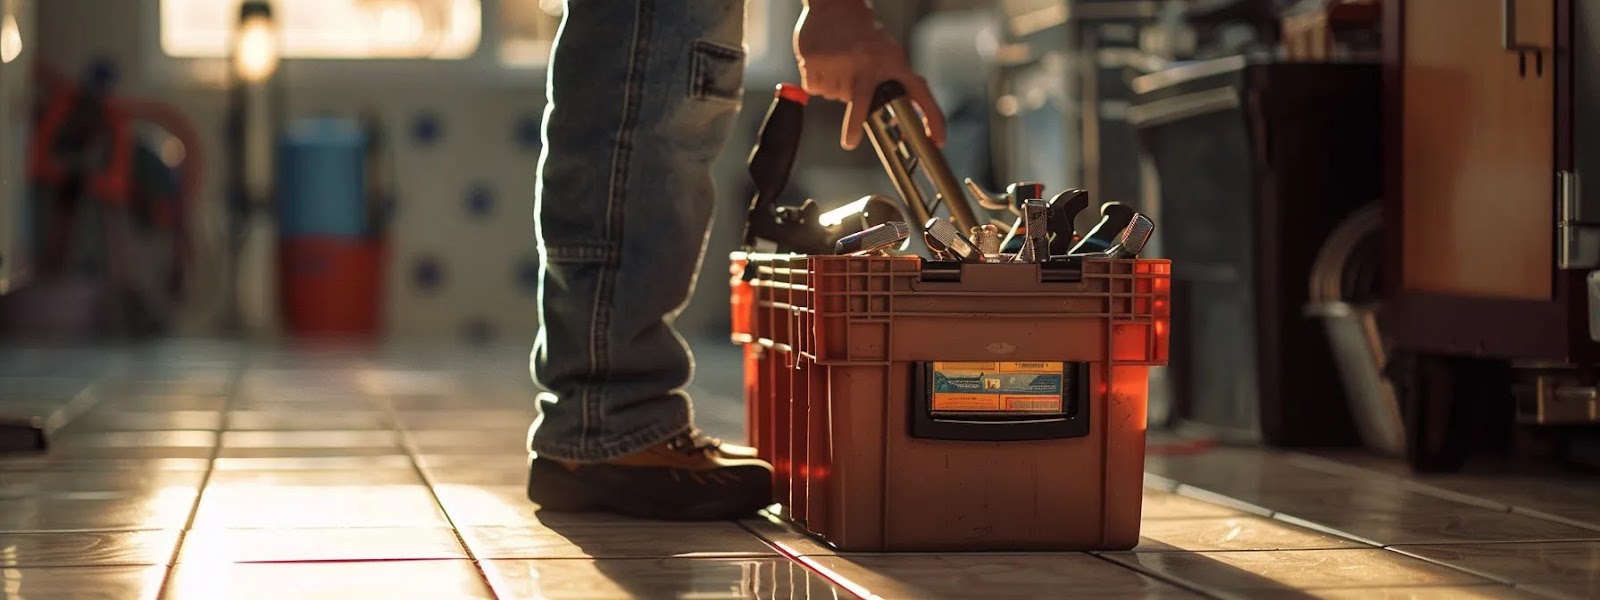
[793,0,947,150]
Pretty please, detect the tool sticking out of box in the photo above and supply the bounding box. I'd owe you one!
[741,81,1155,264]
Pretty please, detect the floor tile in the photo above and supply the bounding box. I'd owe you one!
[226,411,392,431]
[0,492,198,531]
[433,483,743,530]
[215,447,410,459]
[1278,508,1600,546]
[0,458,212,473]
[1392,542,1600,586]
[103,395,227,412]
[165,559,493,600]
[1131,516,1369,552]
[178,527,467,562]
[51,431,219,449]
[0,565,169,600]
[211,455,416,470]
[69,410,225,431]
[739,514,836,556]
[460,523,777,559]
[431,484,538,526]
[407,429,529,454]
[807,553,1201,599]
[425,467,529,486]
[1520,582,1600,600]
[354,369,464,396]
[1102,549,1493,592]
[390,395,523,411]
[1142,490,1251,520]
[0,530,181,566]
[193,485,446,528]
[98,378,232,397]
[44,446,217,460]
[393,410,534,431]
[0,470,206,499]
[205,469,425,487]
[220,430,399,449]
[1231,585,1541,599]
[416,453,530,474]
[482,558,851,599]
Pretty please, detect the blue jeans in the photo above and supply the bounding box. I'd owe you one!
[528,0,748,462]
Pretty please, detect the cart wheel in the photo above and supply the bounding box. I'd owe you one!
[1399,353,1471,473]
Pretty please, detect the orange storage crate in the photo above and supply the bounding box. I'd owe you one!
[731,252,1171,552]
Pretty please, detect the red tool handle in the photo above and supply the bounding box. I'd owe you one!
[741,84,809,248]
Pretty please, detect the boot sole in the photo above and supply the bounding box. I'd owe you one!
[526,459,770,521]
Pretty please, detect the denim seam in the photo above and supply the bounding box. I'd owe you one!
[589,0,655,431]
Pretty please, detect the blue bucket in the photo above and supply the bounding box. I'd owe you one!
[277,117,369,238]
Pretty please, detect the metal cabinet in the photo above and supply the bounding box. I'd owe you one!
[1386,0,1600,470]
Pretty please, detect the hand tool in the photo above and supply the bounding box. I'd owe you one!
[1070,213,1155,259]
[1068,202,1136,255]
[835,221,911,255]
[863,80,982,233]
[819,194,909,234]
[997,182,1047,253]
[1012,199,1050,263]
[924,218,984,263]
[970,224,1001,256]
[1045,189,1089,257]
[964,178,1012,212]
[924,233,954,261]
[742,83,818,252]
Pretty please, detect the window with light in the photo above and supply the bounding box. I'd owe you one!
[161,0,769,67]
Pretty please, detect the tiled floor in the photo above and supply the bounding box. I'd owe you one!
[0,340,1597,598]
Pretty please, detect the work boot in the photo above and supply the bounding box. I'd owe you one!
[526,429,773,521]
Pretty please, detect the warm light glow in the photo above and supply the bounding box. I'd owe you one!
[163,0,481,60]
[818,197,872,228]
[0,14,20,64]
[233,16,280,82]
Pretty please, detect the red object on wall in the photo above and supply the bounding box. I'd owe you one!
[279,237,386,336]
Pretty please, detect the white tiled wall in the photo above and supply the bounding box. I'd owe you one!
[0,0,35,292]
[33,0,843,347]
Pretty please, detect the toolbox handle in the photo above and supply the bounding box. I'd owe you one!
[914,258,1085,284]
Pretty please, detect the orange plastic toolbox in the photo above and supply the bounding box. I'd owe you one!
[730,252,1171,552]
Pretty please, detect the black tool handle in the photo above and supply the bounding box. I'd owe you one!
[1046,189,1089,256]
[742,84,810,248]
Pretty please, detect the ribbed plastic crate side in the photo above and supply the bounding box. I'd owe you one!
[815,357,892,551]
[1101,363,1151,549]
[730,255,754,343]
[788,337,810,523]
[812,257,1177,366]
[744,343,768,462]
[810,255,921,366]
[802,358,832,540]
[768,337,792,507]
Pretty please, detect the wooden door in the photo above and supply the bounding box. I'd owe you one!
[1401,0,1555,300]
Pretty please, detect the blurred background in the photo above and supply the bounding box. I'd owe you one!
[1,0,1596,473]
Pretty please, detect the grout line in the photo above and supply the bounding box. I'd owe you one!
[1086,552,1229,600]
[377,393,502,600]
[1380,546,1520,586]
[1170,484,1276,518]
[152,344,250,600]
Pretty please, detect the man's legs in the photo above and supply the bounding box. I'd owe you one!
[526,0,772,520]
